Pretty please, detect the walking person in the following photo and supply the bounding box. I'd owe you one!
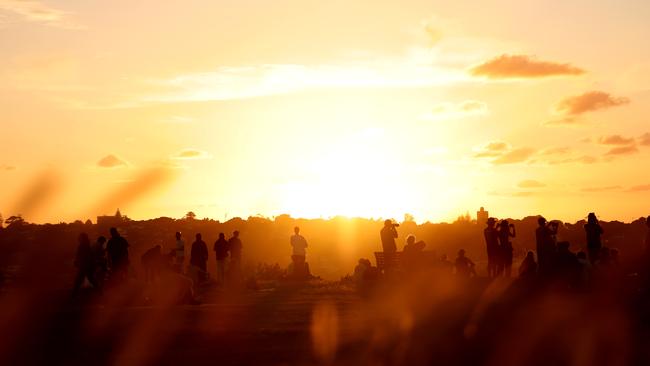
[213,233,229,285]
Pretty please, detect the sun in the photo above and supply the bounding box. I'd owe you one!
[278,129,417,220]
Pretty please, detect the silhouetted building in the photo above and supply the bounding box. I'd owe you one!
[97,209,127,227]
[477,207,489,225]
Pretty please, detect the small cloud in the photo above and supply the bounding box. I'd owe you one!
[492,147,536,165]
[604,145,639,156]
[554,91,630,116]
[97,154,127,168]
[639,133,650,146]
[580,137,592,143]
[547,155,598,165]
[424,100,488,121]
[470,54,584,79]
[473,141,510,158]
[627,184,650,192]
[598,135,635,145]
[518,180,546,188]
[581,185,622,193]
[1,165,16,171]
[171,149,212,160]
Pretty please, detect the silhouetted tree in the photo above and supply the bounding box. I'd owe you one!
[184,211,197,221]
[5,215,25,228]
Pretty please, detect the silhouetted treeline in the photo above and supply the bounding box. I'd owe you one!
[1,214,648,282]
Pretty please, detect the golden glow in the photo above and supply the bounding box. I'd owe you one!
[1,1,650,223]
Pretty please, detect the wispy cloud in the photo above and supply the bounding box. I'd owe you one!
[97,154,128,168]
[422,100,488,121]
[492,147,536,165]
[171,149,212,160]
[627,184,650,192]
[639,133,650,146]
[545,155,598,165]
[604,145,639,156]
[581,185,622,193]
[0,0,82,29]
[598,135,635,146]
[142,62,469,103]
[470,54,584,79]
[473,141,511,158]
[1,164,16,171]
[546,91,630,125]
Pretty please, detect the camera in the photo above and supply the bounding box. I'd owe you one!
[392,223,400,227]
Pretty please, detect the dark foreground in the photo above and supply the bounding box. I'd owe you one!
[2,270,650,366]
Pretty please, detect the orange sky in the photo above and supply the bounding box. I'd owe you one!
[1,0,650,224]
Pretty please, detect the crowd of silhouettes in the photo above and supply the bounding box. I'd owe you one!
[72,225,319,300]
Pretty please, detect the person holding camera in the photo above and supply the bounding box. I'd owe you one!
[380,219,399,253]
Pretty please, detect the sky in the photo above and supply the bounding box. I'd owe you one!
[1,0,650,224]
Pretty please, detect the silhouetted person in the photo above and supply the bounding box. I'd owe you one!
[190,233,208,282]
[484,218,499,278]
[106,227,130,283]
[535,217,558,277]
[290,226,310,279]
[455,249,476,277]
[518,251,537,279]
[403,234,426,269]
[439,254,454,273]
[175,232,185,271]
[497,220,516,277]
[228,231,242,279]
[73,233,98,293]
[380,220,399,272]
[213,233,229,284]
[585,212,603,263]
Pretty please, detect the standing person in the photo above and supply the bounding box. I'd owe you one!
[213,233,229,284]
[498,220,516,277]
[290,227,309,279]
[645,216,650,255]
[585,212,604,264]
[484,218,499,278]
[380,220,399,272]
[228,231,242,280]
[106,227,130,284]
[535,217,557,278]
[190,233,208,282]
[175,232,185,272]
[73,233,98,294]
